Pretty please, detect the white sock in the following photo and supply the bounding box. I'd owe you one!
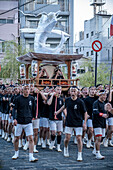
[78,152,82,156]
[64,146,68,150]
[0,129,1,134]
[26,141,29,145]
[41,138,43,143]
[11,133,14,138]
[29,153,33,158]
[22,139,25,143]
[96,150,100,155]
[15,150,19,156]
[34,145,36,150]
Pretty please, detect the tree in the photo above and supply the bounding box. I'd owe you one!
[79,61,110,87]
[0,41,27,81]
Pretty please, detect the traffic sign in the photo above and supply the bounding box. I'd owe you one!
[92,40,102,52]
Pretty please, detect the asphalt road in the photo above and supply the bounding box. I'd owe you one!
[0,136,113,170]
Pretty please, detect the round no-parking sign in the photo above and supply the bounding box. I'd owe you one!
[92,40,102,52]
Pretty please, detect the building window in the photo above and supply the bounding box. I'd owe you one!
[55,20,68,32]
[86,33,89,38]
[77,69,85,74]
[91,31,94,36]
[83,46,84,51]
[76,49,78,54]
[86,52,89,56]
[26,20,39,28]
[0,19,13,24]
[37,0,44,3]
[7,19,13,24]
[25,0,35,11]
[0,19,6,24]
[0,42,5,53]
[91,50,94,55]
[30,21,37,28]
[47,0,58,4]
[80,47,81,52]
[29,43,34,50]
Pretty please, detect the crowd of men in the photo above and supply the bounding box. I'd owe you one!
[0,79,113,162]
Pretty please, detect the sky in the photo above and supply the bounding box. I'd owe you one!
[74,0,113,42]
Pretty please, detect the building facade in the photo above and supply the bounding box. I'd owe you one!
[0,0,19,63]
[19,0,74,54]
[75,0,112,67]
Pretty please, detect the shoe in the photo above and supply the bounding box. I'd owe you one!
[23,142,29,151]
[64,147,69,157]
[4,133,8,140]
[92,149,96,156]
[12,136,14,144]
[77,152,83,161]
[100,141,103,145]
[90,143,94,148]
[49,144,54,150]
[12,151,19,160]
[22,139,25,147]
[47,140,50,146]
[96,153,105,160]
[12,154,18,160]
[2,130,4,138]
[42,140,46,149]
[57,144,62,152]
[74,136,77,144]
[86,140,91,149]
[7,137,11,142]
[83,138,86,145]
[108,140,113,147]
[29,157,38,162]
[33,145,39,153]
[49,141,55,150]
[38,138,42,146]
[103,138,108,147]
[18,139,22,148]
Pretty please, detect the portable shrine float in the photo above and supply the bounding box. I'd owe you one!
[17,52,83,91]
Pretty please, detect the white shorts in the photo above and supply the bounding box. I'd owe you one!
[2,113,5,120]
[94,128,106,137]
[87,119,93,128]
[8,116,13,124]
[65,126,83,136]
[5,114,9,121]
[15,123,33,137]
[42,118,50,128]
[49,120,63,132]
[0,112,2,118]
[32,119,40,129]
[39,117,43,127]
[108,118,113,126]
[106,119,108,125]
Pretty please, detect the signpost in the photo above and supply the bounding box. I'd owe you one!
[92,40,102,86]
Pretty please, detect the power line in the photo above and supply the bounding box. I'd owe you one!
[0,0,59,27]
[0,0,35,16]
